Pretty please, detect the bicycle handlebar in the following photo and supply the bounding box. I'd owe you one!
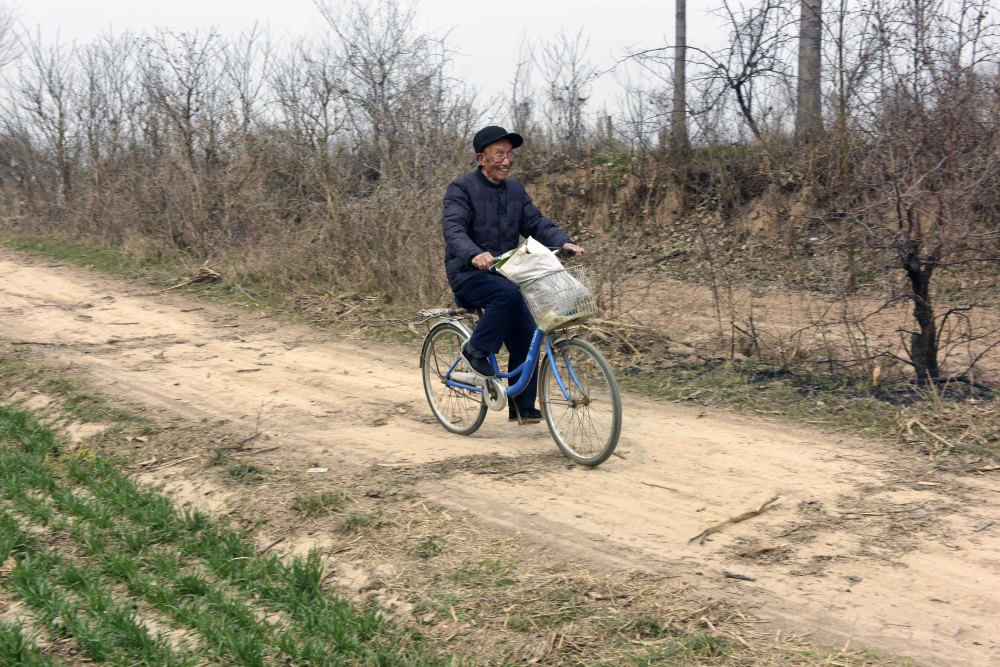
[489,246,577,263]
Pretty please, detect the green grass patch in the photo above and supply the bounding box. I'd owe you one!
[591,152,634,168]
[447,558,517,589]
[290,490,349,518]
[0,622,57,667]
[337,511,390,534]
[222,463,267,484]
[2,357,146,430]
[3,235,163,276]
[631,631,734,664]
[411,536,443,560]
[0,356,31,382]
[0,404,446,666]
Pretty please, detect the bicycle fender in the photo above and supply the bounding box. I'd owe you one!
[541,331,578,365]
[426,318,474,338]
[548,331,578,345]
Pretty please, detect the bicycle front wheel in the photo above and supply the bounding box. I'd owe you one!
[539,337,622,466]
[421,322,487,436]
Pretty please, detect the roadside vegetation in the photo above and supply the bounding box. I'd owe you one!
[621,358,999,465]
[0,402,444,666]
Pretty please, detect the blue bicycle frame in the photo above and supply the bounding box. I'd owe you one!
[444,327,579,404]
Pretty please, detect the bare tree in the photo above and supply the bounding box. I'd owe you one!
[511,40,536,136]
[0,1,19,69]
[13,30,78,204]
[615,45,679,150]
[75,31,142,235]
[844,0,1000,382]
[223,24,273,142]
[138,28,229,249]
[269,36,351,242]
[616,79,662,153]
[313,0,469,182]
[537,29,596,154]
[304,0,477,298]
[698,0,797,140]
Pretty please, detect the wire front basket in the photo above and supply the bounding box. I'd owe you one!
[519,266,597,333]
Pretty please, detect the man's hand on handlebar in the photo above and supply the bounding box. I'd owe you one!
[474,243,583,270]
[472,251,495,270]
[559,243,584,257]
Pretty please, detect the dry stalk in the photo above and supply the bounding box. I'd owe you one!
[690,496,781,546]
[900,417,954,453]
[159,265,223,293]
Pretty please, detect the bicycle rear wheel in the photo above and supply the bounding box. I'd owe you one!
[539,337,622,466]
[421,322,487,435]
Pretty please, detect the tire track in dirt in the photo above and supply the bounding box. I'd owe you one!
[1,249,997,666]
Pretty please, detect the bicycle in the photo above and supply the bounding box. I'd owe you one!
[417,253,622,467]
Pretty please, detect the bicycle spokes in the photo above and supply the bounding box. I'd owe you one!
[421,322,487,435]
[539,338,622,466]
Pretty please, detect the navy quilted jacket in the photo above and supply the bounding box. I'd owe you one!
[441,166,572,290]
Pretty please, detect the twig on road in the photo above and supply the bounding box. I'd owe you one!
[689,496,781,545]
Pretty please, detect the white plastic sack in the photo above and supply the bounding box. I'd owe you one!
[493,236,563,286]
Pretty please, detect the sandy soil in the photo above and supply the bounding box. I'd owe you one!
[1,247,997,666]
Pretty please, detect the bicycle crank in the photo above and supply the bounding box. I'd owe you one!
[479,376,507,411]
[448,372,507,412]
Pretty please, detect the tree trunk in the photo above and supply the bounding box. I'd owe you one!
[901,239,940,382]
[795,0,823,143]
[671,0,689,156]
[667,0,690,216]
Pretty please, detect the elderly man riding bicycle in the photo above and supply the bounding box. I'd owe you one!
[441,125,583,424]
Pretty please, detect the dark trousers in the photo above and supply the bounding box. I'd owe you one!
[454,272,538,410]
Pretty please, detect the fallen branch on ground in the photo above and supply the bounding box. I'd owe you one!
[689,496,780,545]
[159,265,222,293]
[901,418,953,452]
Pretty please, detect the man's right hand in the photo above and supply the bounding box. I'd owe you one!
[471,252,495,270]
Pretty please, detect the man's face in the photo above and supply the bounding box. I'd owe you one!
[478,139,515,183]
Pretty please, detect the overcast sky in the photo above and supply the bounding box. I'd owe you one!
[18,0,726,110]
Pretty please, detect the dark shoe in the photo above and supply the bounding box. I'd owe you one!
[462,343,494,377]
[509,407,542,424]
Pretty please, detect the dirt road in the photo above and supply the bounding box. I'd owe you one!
[2,248,997,666]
